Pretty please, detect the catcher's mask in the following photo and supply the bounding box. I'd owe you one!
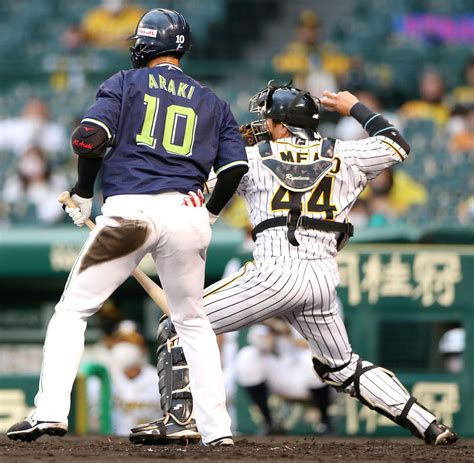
[248,81,321,141]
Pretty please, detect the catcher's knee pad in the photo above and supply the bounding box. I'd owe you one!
[312,355,426,438]
[156,315,193,425]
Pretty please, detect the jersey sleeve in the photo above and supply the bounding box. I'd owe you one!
[81,72,124,141]
[235,146,256,196]
[213,101,249,176]
[336,135,409,181]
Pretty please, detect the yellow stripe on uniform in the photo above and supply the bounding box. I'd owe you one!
[380,138,405,161]
[214,160,249,176]
[274,140,321,149]
[204,261,252,299]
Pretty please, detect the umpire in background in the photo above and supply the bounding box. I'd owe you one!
[7,8,248,446]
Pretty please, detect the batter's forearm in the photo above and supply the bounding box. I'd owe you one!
[71,122,108,198]
[206,165,248,216]
[73,156,103,198]
[350,102,410,154]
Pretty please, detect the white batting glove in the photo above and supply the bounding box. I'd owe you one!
[65,194,92,227]
[182,190,205,207]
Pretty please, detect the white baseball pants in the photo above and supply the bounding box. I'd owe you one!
[31,193,231,443]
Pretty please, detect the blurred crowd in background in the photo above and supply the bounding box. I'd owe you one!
[0,0,471,436]
[0,0,473,229]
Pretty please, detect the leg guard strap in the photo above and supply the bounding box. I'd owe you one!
[394,396,423,438]
[340,358,379,393]
[312,354,353,382]
[337,358,423,439]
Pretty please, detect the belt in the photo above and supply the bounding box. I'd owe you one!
[251,215,354,245]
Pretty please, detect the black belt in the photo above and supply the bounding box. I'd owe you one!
[252,215,354,244]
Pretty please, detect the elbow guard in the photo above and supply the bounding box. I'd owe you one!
[71,123,109,158]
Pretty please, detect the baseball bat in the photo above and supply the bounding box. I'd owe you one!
[58,191,170,317]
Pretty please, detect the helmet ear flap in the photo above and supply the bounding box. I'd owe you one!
[130,43,147,68]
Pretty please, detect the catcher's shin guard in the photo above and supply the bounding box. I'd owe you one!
[157,315,193,425]
[312,355,438,440]
[129,315,199,445]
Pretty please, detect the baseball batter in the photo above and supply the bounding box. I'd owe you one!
[131,83,457,446]
[7,8,248,446]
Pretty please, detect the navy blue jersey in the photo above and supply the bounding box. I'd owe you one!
[82,63,248,199]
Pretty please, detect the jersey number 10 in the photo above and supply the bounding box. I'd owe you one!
[136,93,197,156]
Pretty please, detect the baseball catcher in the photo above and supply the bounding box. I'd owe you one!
[130,82,457,446]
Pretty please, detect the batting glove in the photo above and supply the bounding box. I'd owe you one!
[182,190,205,207]
[65,193,92,227]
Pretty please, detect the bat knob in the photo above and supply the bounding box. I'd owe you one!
[58,191,75,209]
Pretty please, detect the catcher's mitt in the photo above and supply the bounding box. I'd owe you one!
[239,123,257,147]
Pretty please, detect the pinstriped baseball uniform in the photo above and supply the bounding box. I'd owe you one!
[202,133,438,434]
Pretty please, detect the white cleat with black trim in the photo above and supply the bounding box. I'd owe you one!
[203,436,234,446]
[7,417,68,442]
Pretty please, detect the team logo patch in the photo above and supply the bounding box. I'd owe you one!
[137,27,157,38]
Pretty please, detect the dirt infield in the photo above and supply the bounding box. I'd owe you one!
[1,435,473,462]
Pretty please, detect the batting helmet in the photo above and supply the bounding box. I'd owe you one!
[128,8,191,68]
[249,82,320,141]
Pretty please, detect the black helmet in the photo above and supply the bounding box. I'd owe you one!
[249,82,320,140]
[128,8,191,68]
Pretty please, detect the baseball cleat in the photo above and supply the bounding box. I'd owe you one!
[424,421,458,445]
[7,417,67,442]
[129,415,201,445]
[203,436,234,446]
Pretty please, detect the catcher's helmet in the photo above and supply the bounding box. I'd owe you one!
[128,8,191,68]
[249,82,320,141]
